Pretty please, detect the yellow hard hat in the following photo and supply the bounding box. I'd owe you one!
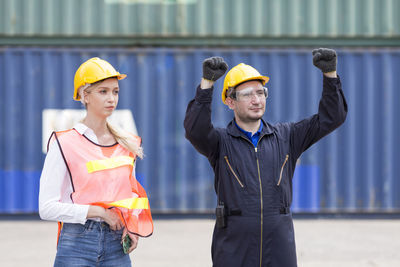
[222,63,269,104]
[73,57,127,101]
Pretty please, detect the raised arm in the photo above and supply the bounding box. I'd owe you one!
[290,48,348,159]
[184,57,228,159]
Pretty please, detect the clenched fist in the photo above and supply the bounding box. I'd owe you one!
[312,48,337,73]
[202,57,228,81]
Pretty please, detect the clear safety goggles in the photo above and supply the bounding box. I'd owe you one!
[230,87,268,102]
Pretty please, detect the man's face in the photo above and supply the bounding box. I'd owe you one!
[226,80,267,123]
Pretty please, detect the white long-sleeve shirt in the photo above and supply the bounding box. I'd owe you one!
[39,123,136,224]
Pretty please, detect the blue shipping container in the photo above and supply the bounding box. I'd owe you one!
[0,47,399,213]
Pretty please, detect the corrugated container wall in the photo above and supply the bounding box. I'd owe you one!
[0,0,399,37]
[1,47,400,213]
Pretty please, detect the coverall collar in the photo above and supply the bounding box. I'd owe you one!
[227,118,274,138]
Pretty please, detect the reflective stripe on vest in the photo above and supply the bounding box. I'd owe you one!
[52,129,153,238]
[111,197,149,209]
[86,155,135,173]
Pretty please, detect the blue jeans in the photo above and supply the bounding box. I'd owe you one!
[54,220,131,267]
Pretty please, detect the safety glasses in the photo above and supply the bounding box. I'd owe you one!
[230,87,268,102]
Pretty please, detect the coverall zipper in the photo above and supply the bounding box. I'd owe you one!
[255,146,263,267]
[238,135,266,267]
[277,154,289,186]
[224,156,244,188]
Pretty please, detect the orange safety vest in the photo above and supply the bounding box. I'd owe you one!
[49,128,153,241]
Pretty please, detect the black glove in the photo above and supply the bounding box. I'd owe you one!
[202,57,228,81]
[312,48,337,73]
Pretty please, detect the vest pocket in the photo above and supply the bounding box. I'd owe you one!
[277,154,289,186]
[224,156,244,188]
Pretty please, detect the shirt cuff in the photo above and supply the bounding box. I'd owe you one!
[75,204,90,225]
[195,85,214,103]
[323,74,341,92]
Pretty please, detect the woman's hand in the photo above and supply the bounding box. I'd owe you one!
[102,208,124,231]
[87,206,124,231]
[122,228,139,254]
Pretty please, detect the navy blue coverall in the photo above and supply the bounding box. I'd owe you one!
[184,75,347,267]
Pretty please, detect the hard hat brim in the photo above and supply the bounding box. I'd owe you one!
[73,73,127,101]
[232,75,269,88]
[117,74,127,80]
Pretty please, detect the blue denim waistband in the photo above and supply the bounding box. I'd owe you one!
[61,220,111,231]
[84,220,110,230]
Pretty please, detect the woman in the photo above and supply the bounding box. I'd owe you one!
[39,57,153,266]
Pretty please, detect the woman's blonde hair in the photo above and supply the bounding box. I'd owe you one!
[78,82,144,159]
[106,122,144,159]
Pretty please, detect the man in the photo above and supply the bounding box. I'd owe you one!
[184,48,347,267]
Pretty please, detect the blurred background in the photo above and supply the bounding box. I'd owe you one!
[0,0,400,266]
[1,0,399,215]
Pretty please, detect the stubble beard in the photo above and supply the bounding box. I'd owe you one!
[236,109,265,124]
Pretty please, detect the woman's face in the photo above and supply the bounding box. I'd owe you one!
[84,77,119,118]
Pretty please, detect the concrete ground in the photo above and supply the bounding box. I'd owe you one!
[0,218,399,267]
